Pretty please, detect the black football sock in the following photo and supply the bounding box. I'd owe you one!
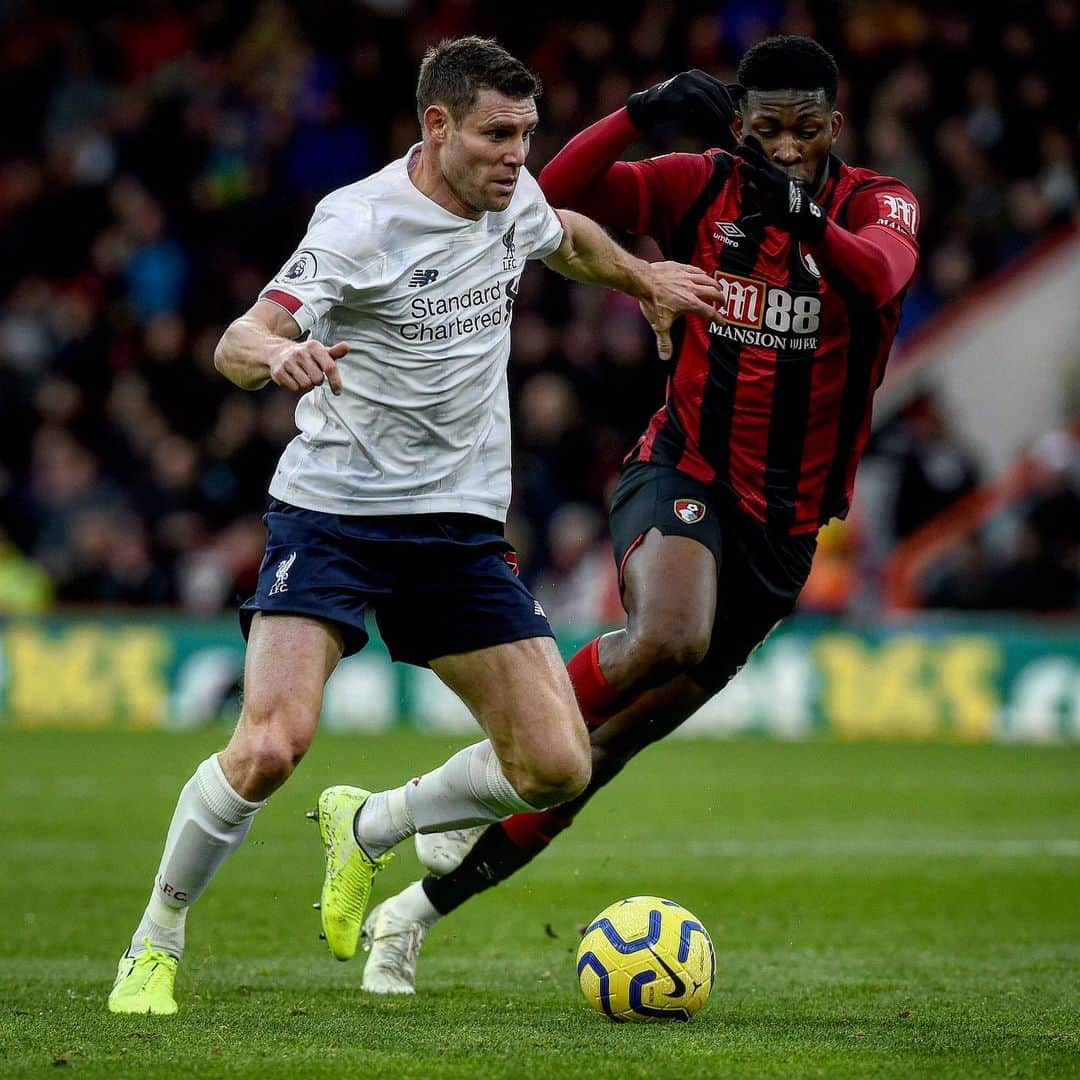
[420,824,540,915]
[420,723,658,917]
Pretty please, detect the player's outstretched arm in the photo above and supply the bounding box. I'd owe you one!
[542,210,721,359]
[214,299,346,395]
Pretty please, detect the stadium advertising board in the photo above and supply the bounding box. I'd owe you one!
[0,615,1076,742]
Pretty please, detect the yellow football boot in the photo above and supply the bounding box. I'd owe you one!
[107,941,178,1015]
[309,786,392,961]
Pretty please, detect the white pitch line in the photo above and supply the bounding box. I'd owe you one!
[554,838,1080,859]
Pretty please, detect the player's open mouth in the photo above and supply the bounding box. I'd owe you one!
[493,178,516,192]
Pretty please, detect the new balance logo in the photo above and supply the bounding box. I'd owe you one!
[533,600,546,618]
[408,268,439,288]
[268,551,296,596]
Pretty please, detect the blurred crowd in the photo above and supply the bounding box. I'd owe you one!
[800,407,1080,616]
[921,454,1080,614]
[0,1,1077,619]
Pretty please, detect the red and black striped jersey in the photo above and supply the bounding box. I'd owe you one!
[618,151,919,534]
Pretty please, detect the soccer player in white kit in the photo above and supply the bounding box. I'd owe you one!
[107,36,723,1015]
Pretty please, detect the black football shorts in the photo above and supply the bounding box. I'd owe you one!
[608,461,818,693]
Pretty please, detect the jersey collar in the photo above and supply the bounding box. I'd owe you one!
[817,153,844,207]
[402,143,490,228]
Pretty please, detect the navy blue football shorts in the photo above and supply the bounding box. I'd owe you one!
[608,461,818,693]
[239,499,553,665]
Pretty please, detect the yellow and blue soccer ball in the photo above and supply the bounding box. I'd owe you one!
[576,896,715,1022]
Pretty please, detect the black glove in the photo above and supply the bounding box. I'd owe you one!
[626,70,743,148]
[735,135,828,243]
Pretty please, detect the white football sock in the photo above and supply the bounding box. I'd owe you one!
[393,880,442,929]
[352,786,413,858]
[354,740,537,857]
[129,754,264,958]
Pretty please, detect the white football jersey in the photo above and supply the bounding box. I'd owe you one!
[259,146,564,521]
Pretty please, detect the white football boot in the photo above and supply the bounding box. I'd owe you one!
[360,895,429,994]
[413,825,485,876]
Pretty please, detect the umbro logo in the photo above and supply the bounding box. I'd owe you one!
[408,268,439,288]
[713,222,745,238]
[712,221,745,247]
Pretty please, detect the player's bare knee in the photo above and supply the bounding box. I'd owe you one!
[236,701,316,785]
[515,770,587,809]
[513,746,591,808]
[629,618,711,682]
[561,744,592,801]
[246,731,307,786]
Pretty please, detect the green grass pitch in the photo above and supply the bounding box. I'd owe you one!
[1,730,1078,1078]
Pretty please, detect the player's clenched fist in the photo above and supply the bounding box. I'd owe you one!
[626,70,743,148]
[268,340,347,395]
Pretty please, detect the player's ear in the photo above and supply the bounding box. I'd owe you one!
[422,103,452,145]
[831,110,843,141]
[732,112,744,140]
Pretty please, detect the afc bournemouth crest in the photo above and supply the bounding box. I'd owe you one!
[674,498,706,524]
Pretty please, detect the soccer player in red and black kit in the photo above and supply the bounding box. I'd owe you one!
[359,36,921,993]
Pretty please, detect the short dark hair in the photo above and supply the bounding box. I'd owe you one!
[737,35,839,106]
[416,36,540,123]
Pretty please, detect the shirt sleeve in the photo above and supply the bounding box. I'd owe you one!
[259,198,376,332]
[843,180,920,257]
[618,153,714,253]
[536,108,714,246]
[809,177,921,308]
[515,167,566,260]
